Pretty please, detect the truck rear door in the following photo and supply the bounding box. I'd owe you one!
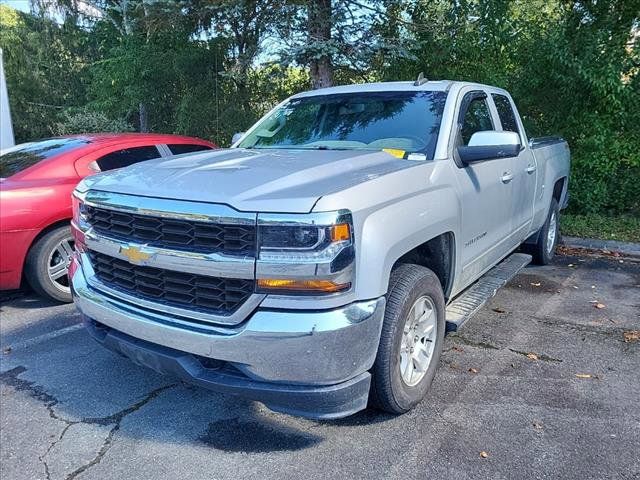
[489,93,537,242]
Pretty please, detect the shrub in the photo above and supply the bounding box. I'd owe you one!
[53,108,133,136]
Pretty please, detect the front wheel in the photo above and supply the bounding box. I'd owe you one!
[24,225,74,303]
[369,264,445,414]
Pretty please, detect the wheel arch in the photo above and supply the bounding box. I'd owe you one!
[552,176,568,209]
[27,219,72,254]
[390,232,456,301]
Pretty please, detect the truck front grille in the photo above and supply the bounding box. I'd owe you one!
[88,251,254,315]
[86,206,256,256]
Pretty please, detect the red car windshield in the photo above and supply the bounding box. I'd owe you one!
[0,138,90,178]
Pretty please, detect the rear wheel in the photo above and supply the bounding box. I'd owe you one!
[24,225,74,303]
[526,198,559,265]
[370,264,445,414]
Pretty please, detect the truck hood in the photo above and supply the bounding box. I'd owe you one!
[83,148,418,212]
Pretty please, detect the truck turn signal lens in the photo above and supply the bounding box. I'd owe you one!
[257,278,350,293]
[330,223,351,242]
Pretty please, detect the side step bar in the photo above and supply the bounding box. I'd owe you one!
[445,253,532,332]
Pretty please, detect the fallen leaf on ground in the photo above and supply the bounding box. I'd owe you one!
[526,353,538,360]
[594,303,606,309]
[492,307,507,313]
[469,368,479,374]
[452,346,464,352]
[530,282,541,287]
[479,451,489,458]
[449,363,459,370]
[556,245,626,259]
[623,331,640,343]
[575,373,592,379]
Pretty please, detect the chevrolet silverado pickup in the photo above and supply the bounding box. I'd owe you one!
[70,80,570,419]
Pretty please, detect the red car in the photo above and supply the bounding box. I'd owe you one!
[0,133,216,302]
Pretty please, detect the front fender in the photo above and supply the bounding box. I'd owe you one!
[355,185,459,299]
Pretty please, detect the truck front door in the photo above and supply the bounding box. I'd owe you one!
[453,89,516,287]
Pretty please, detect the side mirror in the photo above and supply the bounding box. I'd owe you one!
[231,132,245,145]
[458,131,521,164]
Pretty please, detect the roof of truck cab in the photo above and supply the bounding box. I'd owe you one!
[290,80,508,98]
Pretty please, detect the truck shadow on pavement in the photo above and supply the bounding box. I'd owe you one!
[1,325,396,459]
[0,356,329,455]
[199,416,322,452]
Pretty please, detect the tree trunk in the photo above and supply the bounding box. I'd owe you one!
[308,0,333,89]
[139,102,149,132]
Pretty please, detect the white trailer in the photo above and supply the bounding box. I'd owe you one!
[0,48,15,150]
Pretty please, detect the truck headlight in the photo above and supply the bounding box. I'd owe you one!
[256,210,354,294]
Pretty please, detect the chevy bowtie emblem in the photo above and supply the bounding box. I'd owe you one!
[119,245,152,264]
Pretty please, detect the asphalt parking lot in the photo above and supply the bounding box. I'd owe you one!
[1,252,639,480]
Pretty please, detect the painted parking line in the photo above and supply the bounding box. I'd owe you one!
[5,323,84,351]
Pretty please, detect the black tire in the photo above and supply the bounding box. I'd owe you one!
[24,225,74,303]
[370,264,446,414]
[526,198,560,265]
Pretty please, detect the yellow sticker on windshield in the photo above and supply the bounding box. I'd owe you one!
[382,148,406,159]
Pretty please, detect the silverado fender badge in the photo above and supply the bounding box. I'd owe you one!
[119,245,152,265]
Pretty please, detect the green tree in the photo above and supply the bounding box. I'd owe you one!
[0,4,94,142]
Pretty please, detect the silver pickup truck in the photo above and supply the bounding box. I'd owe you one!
[70,80,570,419]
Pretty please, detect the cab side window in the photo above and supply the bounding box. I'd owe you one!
[460,97,493,145]
[96,146,162,171]
[492,94,520,135]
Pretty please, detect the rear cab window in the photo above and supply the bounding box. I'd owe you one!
[0,138,90,178]
[95,145,162,171]
[491,94,520,136]
[167,144,213,155]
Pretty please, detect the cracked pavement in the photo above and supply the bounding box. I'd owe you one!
[1,253,639,480]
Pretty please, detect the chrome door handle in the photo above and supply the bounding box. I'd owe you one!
[525,164,536,174]
[501,172,514,183]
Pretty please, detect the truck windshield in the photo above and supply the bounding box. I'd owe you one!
[237,90,447,159]
[0,138,89,178]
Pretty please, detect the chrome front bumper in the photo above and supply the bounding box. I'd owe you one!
[71,256,385,386]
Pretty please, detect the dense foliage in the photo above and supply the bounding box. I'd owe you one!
[1,0,638,215]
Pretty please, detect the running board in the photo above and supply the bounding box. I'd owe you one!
[445,253,532,332]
